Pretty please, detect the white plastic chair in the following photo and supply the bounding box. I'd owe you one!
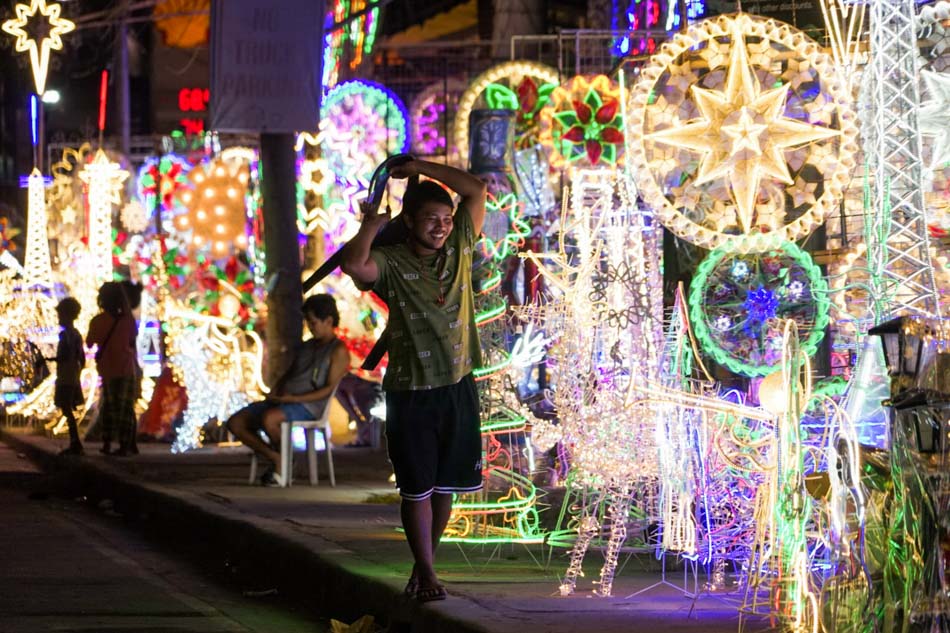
[248,391,336,488]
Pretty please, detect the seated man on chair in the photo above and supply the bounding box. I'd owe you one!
[226,294,350,486]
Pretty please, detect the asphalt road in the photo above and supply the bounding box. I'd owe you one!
[0,443,327,633]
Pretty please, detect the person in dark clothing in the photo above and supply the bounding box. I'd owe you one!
[225,294,350,487]
[53,297,85,456]
[86,282,140,456]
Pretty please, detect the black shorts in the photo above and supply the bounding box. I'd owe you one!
[385,374,483,501]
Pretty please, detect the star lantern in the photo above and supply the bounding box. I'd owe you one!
[2,0,75,95]
[174,155,250,258]
[543,75,624,167]
[138,154,190,213]
[628,14,859,253]
[484,75,557,150]
[454,61,560,166]
[188,255,257,326]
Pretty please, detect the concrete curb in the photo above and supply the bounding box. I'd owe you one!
[0,429,495,633]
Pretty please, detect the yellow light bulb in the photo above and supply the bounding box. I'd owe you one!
[226,187,237,198]
[196,210,207,221]
[214,167,225,178]
[214,205,225,216]
[204,188,214,199]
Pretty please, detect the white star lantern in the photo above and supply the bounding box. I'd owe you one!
[2,0,75,95]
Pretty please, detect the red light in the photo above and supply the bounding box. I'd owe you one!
[98,70,109,132]
[178,87,210,112]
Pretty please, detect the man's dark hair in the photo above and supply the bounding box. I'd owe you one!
[303,293,340,327]
[401,180,454,218]
[55,297,81,322]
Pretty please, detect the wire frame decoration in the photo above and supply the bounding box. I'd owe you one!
[627,13,859,254]
[688,240,830,377]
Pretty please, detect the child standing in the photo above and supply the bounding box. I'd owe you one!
[54,298,85,456]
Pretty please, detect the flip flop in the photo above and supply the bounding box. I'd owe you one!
[415,584,447,603]
[403,576,419,599]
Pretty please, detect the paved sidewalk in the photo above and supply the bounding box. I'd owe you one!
[2,429,769,633]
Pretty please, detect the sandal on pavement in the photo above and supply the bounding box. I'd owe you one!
[415,584,447,603]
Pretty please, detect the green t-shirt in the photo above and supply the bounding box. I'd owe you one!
[369,209,482,391]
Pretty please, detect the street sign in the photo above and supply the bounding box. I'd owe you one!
[210,0,324,133]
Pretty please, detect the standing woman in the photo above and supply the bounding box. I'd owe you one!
[86,282,140,456]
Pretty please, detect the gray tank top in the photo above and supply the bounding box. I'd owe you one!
[281,337,341,417]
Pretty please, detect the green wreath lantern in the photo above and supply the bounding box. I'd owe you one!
[689,241,829,377]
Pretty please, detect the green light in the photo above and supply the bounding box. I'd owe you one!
[688,241,830,377]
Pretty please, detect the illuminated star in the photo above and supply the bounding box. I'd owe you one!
[647,22,841,233]
[919,69,950,170]
[79,149,129,202]
[2,0,75,95]
[300,158,333,196]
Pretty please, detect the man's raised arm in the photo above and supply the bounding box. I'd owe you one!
[340,202,390,286]
[391,160,488,236]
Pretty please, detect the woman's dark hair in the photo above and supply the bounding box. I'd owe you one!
[98,280,143,317]
[303,293,340,328]
[401,180,454,218]
[97,282,129,316]
[55,297,81,322]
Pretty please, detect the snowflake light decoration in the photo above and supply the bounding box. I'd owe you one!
[628,13,858,253]
[121,200,149,233]
[689,241,829,377]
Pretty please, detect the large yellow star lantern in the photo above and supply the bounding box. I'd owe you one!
[628,14,858,253]
[2,0,75,96]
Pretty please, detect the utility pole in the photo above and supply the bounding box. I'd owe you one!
[259,133,302,386]
[117,0,131,156]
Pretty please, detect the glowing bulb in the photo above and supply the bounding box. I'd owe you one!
[204,188,215,199]
[182,191,193,203]
[238,172,248,185]
[214,166,225,178]
[226,187,237,198]
[194,172,204,183]
[215,224,225,235]
[196,210,207,221]
[214,205,225,216]
[194,235,204,245]
[235,234,247,247]
[758,370,804,416]
[215,241,225,253]
[218,294,241,319]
